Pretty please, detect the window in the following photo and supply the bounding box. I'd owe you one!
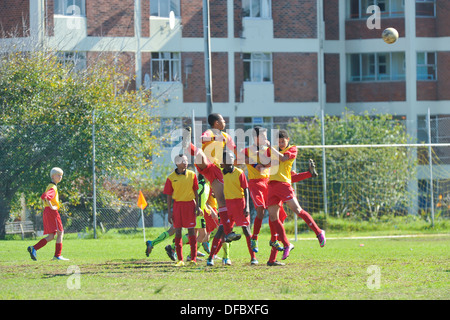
[151,0,180,18]
[416,0,435,17]
[348,0,404,19]
[243,0,271,18]
[243,53,272,82]
[348,52,405,82]
[151,52,181,82]
[54,0,86,16]
[417,52,437,81]
[57,51,86,71]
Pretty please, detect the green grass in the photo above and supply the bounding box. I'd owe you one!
[1,228,449,300]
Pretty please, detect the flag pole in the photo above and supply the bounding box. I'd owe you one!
[141,207,146,242]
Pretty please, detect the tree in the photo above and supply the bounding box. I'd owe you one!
[288,111,417,220]
[0,49,162,237]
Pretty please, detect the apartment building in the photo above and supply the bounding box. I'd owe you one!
[1,0,450,214]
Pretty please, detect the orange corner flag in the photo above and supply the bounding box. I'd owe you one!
[137,191,148,210]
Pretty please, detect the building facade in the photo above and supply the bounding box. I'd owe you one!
[1,0,450,215]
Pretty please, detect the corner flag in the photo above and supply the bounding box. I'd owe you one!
[137,191,148,210]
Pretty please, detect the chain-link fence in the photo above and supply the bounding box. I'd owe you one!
[2,113,449,238]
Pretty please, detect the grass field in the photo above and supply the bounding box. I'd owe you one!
[1,227,449,301]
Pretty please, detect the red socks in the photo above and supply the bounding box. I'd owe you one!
[218,207,232,235]
[54,243,62,257]
[245,235,256,260]
[208,236,222,259]
[175,236,183,261]
[251,216,263,240]
[298,209,321,236]
[188,235,197,262]
[33,238,47,251]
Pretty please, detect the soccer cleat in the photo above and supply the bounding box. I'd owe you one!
[251,239,259,253]
[165,245,176,261]
[206,257,214,266]
[53,256,69,261]
[309,159,318,178]
[250,258,259,265]
[317,230,326,247]
[27,246,37,261]
[224,232,241,243]
[202,242,210,254]
[196,251,206,257]
[189,260,197,266]
[145,240,153,257]
[222,258,232,266]
[281,243,294,260]
[175,260,185,267]
[269,240,284,252]
[267,261,285,267]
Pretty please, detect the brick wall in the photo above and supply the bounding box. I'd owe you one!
[141,0,150,37]
[234,0,243,38]
[346,18,404,40]
[210,0,227,38]
[324,0,339,40]
[325,54,340,103]
[182,52,205,102]
[417,81,438,101]
[182,0,203,37]
[272,0,317,39]
[273,53,318,102]
[87,0,135,37]
[347,82,406,102]
[211,52,229,102]
[436,0,450,37]
[437,52,450,100]
[0,0,29,37]
[234,53,244,102]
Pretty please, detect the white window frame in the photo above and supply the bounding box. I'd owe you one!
[417,52,437,81]
[348,0,405,19]
[54,0,86,16]
[151,52,181,83]
[150,0,180,18]
[243,0,272,19]
[349,52,405,82]
[243,53,273,83]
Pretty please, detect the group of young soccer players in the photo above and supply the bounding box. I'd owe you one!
[26,112,326,266]
[146,113,326,266]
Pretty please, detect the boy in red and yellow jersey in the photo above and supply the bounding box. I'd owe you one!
[264,130,326,266]
[206,151,256,266]
[183,113,241,243]
[28,167,69,261]
[163,154,202,266]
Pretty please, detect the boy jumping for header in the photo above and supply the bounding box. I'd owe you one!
[183,113,241,244]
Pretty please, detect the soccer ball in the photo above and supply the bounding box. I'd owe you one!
[382,27,399,44]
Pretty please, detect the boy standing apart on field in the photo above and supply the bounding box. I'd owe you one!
[28,167,69,261]
[164,154,202,266]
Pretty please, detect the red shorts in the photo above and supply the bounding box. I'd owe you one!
[195,162,224,184]
[172,200,197,229]
[267,181,296,207]
[226,198,250,227]
[43,207,64,235]
[204,208,219,233]
[248,178,269,209]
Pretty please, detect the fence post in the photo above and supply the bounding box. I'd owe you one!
[427,108,435,227]
[321,109,328,216]
[92,109,97,239]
